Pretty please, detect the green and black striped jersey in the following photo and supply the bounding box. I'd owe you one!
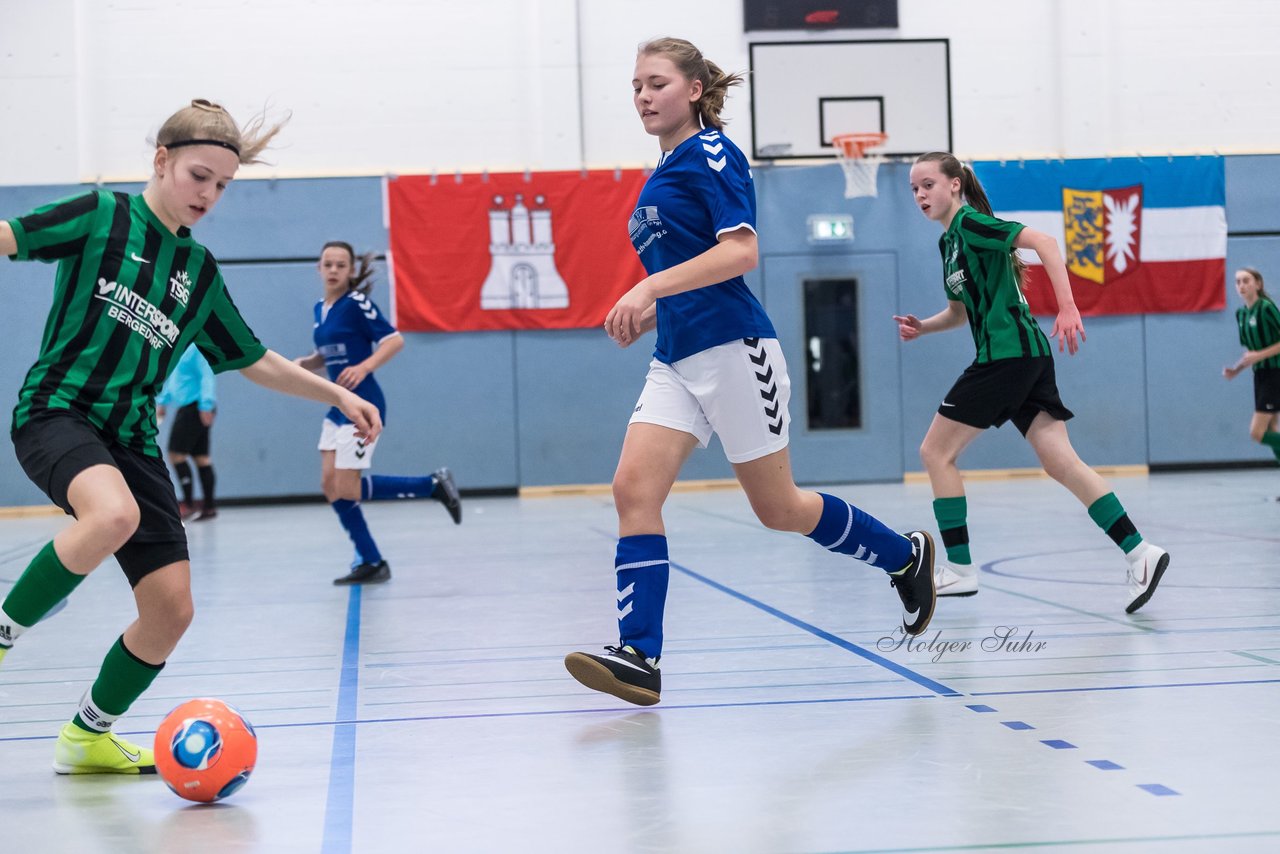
[940,205,1051,364]
[1236,296,1280,371]
[6,190,266,455]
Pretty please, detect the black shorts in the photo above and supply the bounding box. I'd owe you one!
[1253,368,1280,413]
[940,357,1075,436]
[168,402,211,457]
[12,408,188,587]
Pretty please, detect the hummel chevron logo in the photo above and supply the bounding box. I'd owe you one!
[754,365,773,385]
[112,740,141,763]
[617,583,635,602]
[764,402,780,419]
[759,384,777,403]
[699,131,721,141]
[743,337,759,347]
[706,157,726,172]
[748,349,767,367]
[702,142,723,155]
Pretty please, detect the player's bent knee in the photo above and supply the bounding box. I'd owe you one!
[92,503,142,549]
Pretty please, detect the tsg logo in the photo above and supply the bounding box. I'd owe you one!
[169,270,192,306]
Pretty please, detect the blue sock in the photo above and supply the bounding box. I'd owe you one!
[331,499,382,564]
[361,474,437,501]
[615,534,669,660]
[806,493,912,572]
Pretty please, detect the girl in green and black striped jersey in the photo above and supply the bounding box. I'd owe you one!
[0,100,382,776]
[895,152,1169,615]
[1223,267,1280,462]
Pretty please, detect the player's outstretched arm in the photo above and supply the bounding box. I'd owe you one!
[240,350,382,441]
[0,221,16,257]
[893,300,966,341]
[1015,227,1084,355]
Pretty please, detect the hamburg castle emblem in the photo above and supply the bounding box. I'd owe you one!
[480,193,569,310]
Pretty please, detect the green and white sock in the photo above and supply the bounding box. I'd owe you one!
[72,636,165,734]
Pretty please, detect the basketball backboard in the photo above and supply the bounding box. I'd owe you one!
[749,39,952,160]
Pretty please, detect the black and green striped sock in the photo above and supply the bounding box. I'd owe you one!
[1087,492,1143,554]
[932,496,972,565]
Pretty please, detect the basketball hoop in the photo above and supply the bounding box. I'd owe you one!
[832,132,888,199]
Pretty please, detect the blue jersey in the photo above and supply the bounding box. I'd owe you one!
[313,290,399,424]
[628,129,775,364]
[156,346,216,411]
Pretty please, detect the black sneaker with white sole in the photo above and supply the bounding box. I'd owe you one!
[892,531,937,636]
[333,560,391,585]
[564,645,661,706]
[432,467,462,525]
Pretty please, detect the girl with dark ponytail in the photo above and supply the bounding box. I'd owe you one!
[1223,267,1280,462]
[294,242,462,585]
[894,152,1170,615]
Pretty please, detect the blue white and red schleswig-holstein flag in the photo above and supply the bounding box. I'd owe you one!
[972,156,1226,316]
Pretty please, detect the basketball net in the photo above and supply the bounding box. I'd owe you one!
[833,132,888,199]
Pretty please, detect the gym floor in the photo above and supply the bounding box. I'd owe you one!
[1,470,1277,853]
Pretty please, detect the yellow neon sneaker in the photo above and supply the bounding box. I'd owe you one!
[52,723,156,775]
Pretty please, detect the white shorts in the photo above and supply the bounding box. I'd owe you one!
[318,418,379,470]
[629,337,791,464]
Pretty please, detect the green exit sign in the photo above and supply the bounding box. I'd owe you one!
[808,214,854,242]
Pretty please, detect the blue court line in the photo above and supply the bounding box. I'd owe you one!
[970,676,1280,697]
[0,693,939,743]
[321,585,362,854]
[972,705,1178,796]
[670,561,962,697]
[1041,739,1076,749]
[1137,783,1180,796]
[1086,760,1124,770]
[827,829,1280,852]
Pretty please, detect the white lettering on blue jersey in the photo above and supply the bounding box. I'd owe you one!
[313,291,398,424]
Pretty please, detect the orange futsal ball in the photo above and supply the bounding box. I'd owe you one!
[154,698,258,803]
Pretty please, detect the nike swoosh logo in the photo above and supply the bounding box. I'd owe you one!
[1133,562,1147,584]
[604,655,650,673]
[940,402,956,407]
[131,253,150,264]
[112,740,141,762]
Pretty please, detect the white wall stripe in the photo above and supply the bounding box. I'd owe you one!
[1002,206,1226,264]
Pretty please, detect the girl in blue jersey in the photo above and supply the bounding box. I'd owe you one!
[295,242,461,585]
[564,37,935,706]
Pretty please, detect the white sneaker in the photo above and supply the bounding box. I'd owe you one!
[935,562,978,597]
[1125,542,1170,614]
